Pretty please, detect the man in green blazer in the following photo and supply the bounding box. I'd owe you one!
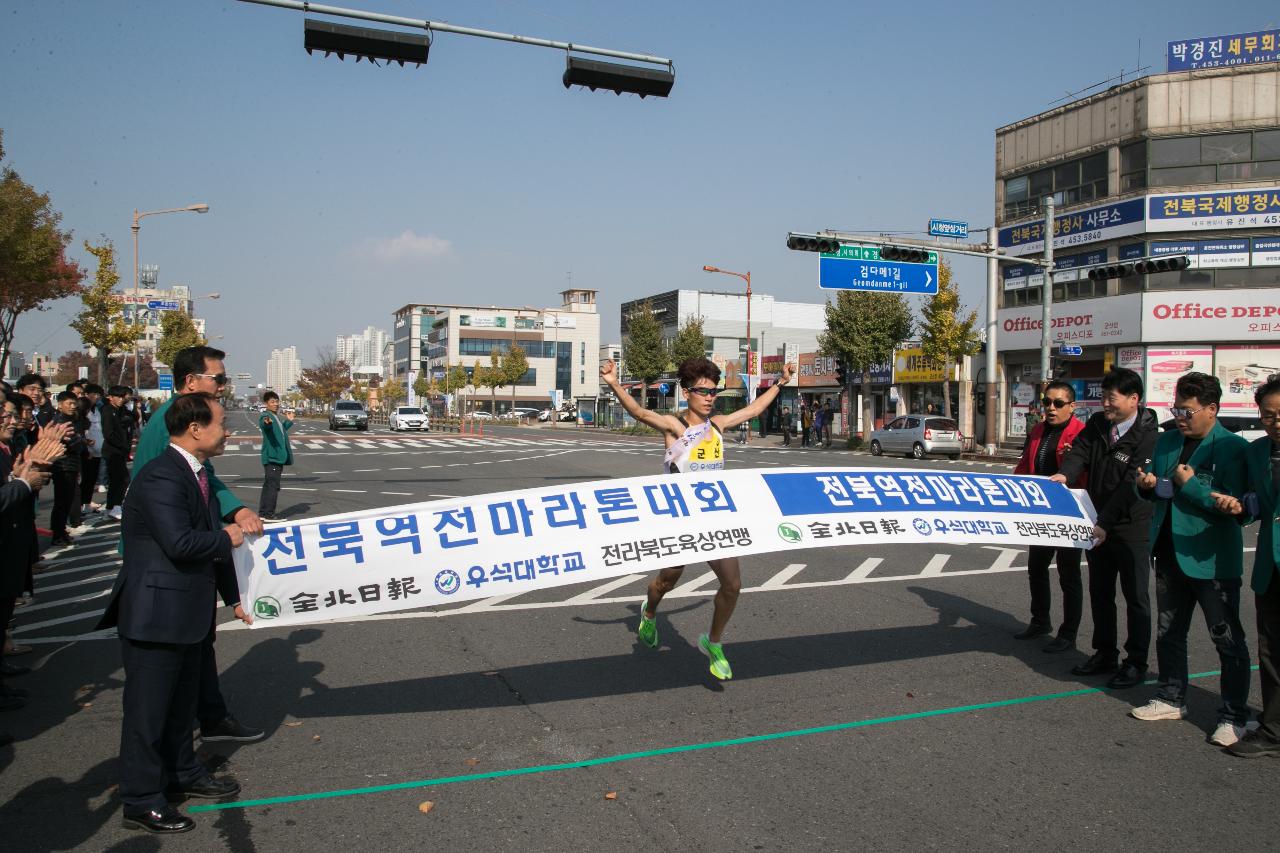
[126,345,265,744]
[257,390,294,521]
[1131,372,1252,747]
[1215,376,1280,758]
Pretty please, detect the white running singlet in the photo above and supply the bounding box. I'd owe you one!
[663,417,724,474]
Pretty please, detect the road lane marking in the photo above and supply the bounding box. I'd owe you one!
[843,558,883,581]
[564,574,647,604]
[331,489,367,493]
[188,666,1254,813]
[758,563,808,590]
[919,554,950,576]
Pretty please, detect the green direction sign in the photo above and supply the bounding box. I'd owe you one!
[822,245,938,263]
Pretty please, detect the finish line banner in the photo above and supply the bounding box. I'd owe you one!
[233,467,1097,628]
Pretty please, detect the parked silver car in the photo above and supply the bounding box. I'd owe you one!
[869,415,963,460]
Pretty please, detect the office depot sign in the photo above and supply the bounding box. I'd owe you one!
[996,294,1141,350]
[1143,290,1280,341]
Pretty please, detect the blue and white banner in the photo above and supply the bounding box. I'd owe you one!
[1147,187,1280,232]
[233,469,1098,628]
[1167,30,1280,72]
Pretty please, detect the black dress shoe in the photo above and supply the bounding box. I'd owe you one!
[0,694,25,711]
[1071,652,1119,676]
[0,730,14,747]
[122,807,195,834]
[0,685,30,699]
[199,715,265,743]
[0,662,31,677]
[1106,663,1148,689]
[173,775,241,799]
[1013,622,1053,640]
[1042,636,1075,654]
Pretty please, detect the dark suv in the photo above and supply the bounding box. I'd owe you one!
[329,400,369,431]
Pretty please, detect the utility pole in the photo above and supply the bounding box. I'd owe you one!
[984,225,998,455]
[1039,196,1055,389]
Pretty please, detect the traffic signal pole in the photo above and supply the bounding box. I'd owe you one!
[985,226,998,455]
[1039,196,1055,391]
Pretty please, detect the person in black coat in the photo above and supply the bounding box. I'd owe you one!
[1054,367,1160,689]
[0,393,66,738]
[48,390,87,545]
[99,385,132,517]
[96,392,249,833]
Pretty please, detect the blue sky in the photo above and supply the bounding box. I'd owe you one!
[1,0,1273,389]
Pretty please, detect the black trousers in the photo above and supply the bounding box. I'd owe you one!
[80,456,101,506]
[104,452,129,510]
[259,463,283,516]
[50,466,80,536]
[0,595,16,688]
[1085,535,1152,667]
[118,636,206,813]
[1257,570,1280,741]
[1025,545,1083,640]
[196,629,229,729]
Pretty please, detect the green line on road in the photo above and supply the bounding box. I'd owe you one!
[190,666,1252,813]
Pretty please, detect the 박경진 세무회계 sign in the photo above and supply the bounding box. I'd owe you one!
[233,468,1098,628]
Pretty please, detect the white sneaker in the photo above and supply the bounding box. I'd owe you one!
[1210,721,1247,747]
[107,506,123,520]
[96,484,107,494]
[1130,698,1188,721]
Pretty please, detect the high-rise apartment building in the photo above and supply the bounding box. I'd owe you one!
[266,346,302,392]
[336,326,389,374]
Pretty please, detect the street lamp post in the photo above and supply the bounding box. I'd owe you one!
[131,203,209,389]
[702,264,752,443]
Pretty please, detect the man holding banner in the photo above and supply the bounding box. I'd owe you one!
[600,356,794,681]
[1053,367,1159,690]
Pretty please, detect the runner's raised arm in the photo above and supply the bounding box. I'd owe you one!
[600,359,683,436]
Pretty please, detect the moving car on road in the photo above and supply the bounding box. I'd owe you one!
[329,400,369,431]
[389,406,429,431]
[869,415,963,460]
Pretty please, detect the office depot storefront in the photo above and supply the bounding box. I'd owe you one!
[997,288,1280,437]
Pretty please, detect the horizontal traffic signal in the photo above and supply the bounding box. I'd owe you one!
[304,19,430,66]
[563,57,675,98]
[880,245,931,263]
[787,234,842,253]
[1086,255,1190,280]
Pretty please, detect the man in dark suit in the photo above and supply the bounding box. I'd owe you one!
[97,392,249,833]
[1053,367,1160,689]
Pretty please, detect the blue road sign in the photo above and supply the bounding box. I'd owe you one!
[1059,344,1083,357]
[157,373,174,390]
[928,218,968,239]
[819,245,938,295]
[147,299,181,311]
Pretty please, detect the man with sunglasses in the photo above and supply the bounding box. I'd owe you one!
[601,356,795,680]
[1013,381,1085,652]
[1052,367,1159,689]
[126,345,265,745]
[1131,372,1252,747]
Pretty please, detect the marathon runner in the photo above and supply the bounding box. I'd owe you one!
[600,356,796,679]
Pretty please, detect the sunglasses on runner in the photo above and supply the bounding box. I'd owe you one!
[686,387,719,397]
[194,373,229,386]
[1040,397,1072,409]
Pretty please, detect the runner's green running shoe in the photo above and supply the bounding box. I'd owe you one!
[637,601,658,648]
[698,633,733,680]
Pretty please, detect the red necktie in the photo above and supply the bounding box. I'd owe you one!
[197,468,210,504]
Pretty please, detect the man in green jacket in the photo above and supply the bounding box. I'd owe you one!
[1215,376,1280,757]
[257,390,294,521]
[128,345,265,744]
[1131,372,1252,747]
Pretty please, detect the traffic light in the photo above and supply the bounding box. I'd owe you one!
[787,234,842,253]
[563,57,675,98]
[1086,255,1190,281]
[304,19,430,66]
[835,358,848,386]
[880,245,931,263]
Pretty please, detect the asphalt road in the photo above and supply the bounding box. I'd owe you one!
[3,417,1276,852]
